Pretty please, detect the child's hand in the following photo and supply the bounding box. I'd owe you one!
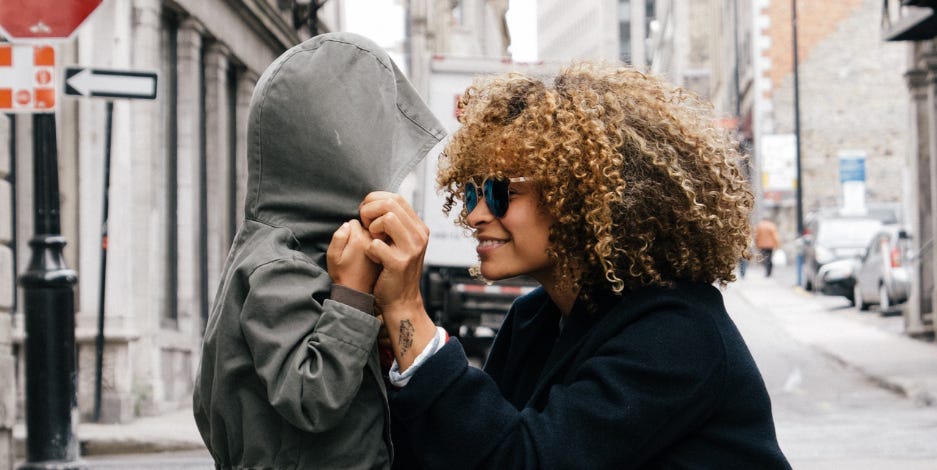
[327,219,381,294]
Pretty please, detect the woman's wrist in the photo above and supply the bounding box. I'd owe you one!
[389,326,449,387]
[383,305,437,371]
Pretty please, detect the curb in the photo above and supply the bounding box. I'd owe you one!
[733,279,937,407]
[14,410,206,457]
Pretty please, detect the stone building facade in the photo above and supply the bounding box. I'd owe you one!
[650,0,718,98]
[881,0,937,336]
[0,1,341,463]
[0,122,11,467]
[536,0,654,67]
[406,0,509,99]
[537,0,620,62]
[757,0,908,232]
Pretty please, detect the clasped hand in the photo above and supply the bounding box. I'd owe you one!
[327,191,428,311]
[327,192,435,369]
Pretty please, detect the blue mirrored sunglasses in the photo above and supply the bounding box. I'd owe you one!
[464,176,528,218]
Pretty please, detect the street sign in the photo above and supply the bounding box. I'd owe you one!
[838,150,868,215]
[64,67,157,100]
[838,151,867,183]
[0,0,103,41]
[0,43,56,112]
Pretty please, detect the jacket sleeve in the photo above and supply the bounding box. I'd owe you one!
[240,257,380,432]
[390,310,726,469]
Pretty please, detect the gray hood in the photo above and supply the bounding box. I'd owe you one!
[245,32,446,263]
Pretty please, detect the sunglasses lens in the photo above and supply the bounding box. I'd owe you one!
[464,182,479,213]
[485,178,510,218]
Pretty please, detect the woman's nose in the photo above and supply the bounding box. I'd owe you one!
[466,198,494,227]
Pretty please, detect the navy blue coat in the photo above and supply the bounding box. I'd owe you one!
[390,281,791,469]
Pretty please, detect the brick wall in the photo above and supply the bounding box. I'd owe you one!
[763,0,863,100]
[762,0,908,211]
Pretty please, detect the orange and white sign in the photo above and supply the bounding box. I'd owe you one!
[0,44,56,112]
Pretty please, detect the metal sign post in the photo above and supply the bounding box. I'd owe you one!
[62,66,158,423]
[93,101,113,423]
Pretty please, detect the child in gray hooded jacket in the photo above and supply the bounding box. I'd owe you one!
[193,32,445,469]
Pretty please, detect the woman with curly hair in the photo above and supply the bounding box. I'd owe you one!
[353,62,791,468]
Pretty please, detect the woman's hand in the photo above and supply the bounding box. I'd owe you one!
[327,219,381,294]
[360,191,437,370]
[359,192,429,315]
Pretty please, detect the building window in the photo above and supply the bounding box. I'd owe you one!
[227,65,239,244]
[161,11,179,324]
[199,42,209,327]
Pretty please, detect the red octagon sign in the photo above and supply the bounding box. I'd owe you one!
[0,0,103,41]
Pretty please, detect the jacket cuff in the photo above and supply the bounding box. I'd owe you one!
[390,338,469,420]
[330,284,375,315]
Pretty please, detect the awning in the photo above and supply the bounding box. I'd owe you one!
[884,4,937,41]
[905,0,937,7]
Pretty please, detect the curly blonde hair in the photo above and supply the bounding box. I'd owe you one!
[438,62,753,294]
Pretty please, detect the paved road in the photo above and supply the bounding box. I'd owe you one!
[81,262,937,468]
[732,263,937,469]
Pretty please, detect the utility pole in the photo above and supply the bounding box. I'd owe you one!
[792,0,805,286]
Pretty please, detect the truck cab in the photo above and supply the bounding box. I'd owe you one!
[409,56,557,361]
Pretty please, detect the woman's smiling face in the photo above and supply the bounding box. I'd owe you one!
[466,178,556,287]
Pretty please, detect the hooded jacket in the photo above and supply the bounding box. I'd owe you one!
[193,32,446,469]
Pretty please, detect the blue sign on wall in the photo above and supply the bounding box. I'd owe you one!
[839,156,866,183]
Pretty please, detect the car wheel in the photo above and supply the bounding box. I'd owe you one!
[855,283,869,311]
[879,284,892,311]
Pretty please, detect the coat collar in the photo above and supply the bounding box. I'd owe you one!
[489,287,624,408]
[520,282,721,407]
[525,288,620,404]
[490,282,719,409]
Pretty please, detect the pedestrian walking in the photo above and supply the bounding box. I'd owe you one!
[356,62,790,468]
[192,32,445,469]
[755,217,781,277]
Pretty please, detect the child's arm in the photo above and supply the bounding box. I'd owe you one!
[236,221,382,433]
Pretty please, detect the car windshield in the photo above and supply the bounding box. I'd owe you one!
[816,218,883,246]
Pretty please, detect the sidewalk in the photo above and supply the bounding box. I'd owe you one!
[15,273,937,458]
[731,270,937,407]
[78,407,206,455]
[14,407,207,458]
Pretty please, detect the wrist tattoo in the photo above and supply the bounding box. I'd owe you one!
[399,319,414,355]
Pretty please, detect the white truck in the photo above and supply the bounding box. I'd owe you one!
[414,55,559,355]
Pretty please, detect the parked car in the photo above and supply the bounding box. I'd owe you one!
[800,216,883,292]
[853,227,912,311]
[815,257,859,304]
[811,202,903,226]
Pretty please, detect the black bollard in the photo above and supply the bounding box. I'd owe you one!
[17,113,87,469]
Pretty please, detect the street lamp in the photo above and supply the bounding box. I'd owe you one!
[17,113,86,470]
